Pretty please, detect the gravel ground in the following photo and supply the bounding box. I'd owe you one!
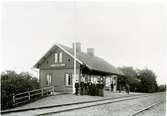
[135,102,166,116]
[46,92,166,116]
[4,91,142,111]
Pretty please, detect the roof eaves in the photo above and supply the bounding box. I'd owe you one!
[33,43,93,69]
[56,43,83,64]
[33,45,55,68]
[56,43,92,70]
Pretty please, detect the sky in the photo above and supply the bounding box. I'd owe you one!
[1,0,167,84]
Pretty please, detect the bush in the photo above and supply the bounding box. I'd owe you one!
[118,67,158,93]
[138,69,158,93]
[158,85,166,92]
[1,70,39,110]
[118,67,140,92]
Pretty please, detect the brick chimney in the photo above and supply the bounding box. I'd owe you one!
[87,48,94,56]
[73,42,81,52]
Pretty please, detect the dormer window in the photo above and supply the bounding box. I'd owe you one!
[55,53,58,63]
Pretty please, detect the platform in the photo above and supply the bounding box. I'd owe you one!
[2,91,143,113]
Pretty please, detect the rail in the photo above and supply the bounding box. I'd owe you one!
[131,100,165,116]
[12,86,54,106]
[2,92,164,115]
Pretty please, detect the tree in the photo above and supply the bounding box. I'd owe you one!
[138,69,158,93]
[1,70,39,109]
[158,84,166,92]
[118,67,140,92]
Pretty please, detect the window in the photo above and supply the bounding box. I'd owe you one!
[65,73,72,86]
[55,53,58,63]
[88,76,91,82]
[85,76,88,83]
[59,52,63,63]
[46,74,52,86]
[105,77,110,86]
[54,52,63,63]
[91,76,94,83]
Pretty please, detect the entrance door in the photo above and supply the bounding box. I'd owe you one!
[65,73,72,86]
[64,73,73,93]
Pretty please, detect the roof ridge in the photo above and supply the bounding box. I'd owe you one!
[34,43,124,76]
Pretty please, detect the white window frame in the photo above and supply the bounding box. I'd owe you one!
[59,52,63,63]
[55,53,58,63]
[91,76,94,83]
[105,77,111,86]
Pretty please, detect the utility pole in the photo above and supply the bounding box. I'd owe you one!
[73,42,77,94]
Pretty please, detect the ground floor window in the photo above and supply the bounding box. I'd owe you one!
[105,77,111,86]
[85,75,89,83]
[46,73,52,86]
[65,73,72,86]
[88,75,91,82]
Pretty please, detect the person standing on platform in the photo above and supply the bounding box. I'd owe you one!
[80,81,85,95]
[99,81,104,97]
[75,80,79,95]
[94,83,97,96]
[125,83,130,94]
[84,82,88,95]
[96,81,100,96]
[88,81,92,96]
[110,82,114,92]
[92,83,96,96]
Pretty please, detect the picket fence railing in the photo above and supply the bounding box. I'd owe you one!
[12,86,54,106]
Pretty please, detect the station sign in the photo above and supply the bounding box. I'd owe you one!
[50,64,65,67]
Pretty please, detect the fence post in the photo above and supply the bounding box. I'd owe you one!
[12,94,15,106]
[28,91,31,101]
[41,88,44,97]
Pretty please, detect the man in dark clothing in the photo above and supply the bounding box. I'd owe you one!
[92,83,96,96]
[88,82,92,96]
[96,81,100,96]
[118,84,122,93]
[125,84,130,94]
[75,80,79,95]
[99,82,104,97]
[110,82,114,92]
[80,81,85,95]
[84,82,88,95]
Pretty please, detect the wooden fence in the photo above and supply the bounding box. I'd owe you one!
[12,86,54,106]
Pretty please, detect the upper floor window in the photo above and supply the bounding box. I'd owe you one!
[55,53,58,63]
[59,52,63,63]
[54,52,63,63]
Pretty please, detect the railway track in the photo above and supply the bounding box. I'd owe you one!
[36,93,161,116]
[131,100,166,116]
[1,93,164,116]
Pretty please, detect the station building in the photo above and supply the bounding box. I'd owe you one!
[34,43,124,93]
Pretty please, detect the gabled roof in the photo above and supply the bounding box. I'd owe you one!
[34,43,124,76]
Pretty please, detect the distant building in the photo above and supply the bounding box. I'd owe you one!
[34,42,124,93]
